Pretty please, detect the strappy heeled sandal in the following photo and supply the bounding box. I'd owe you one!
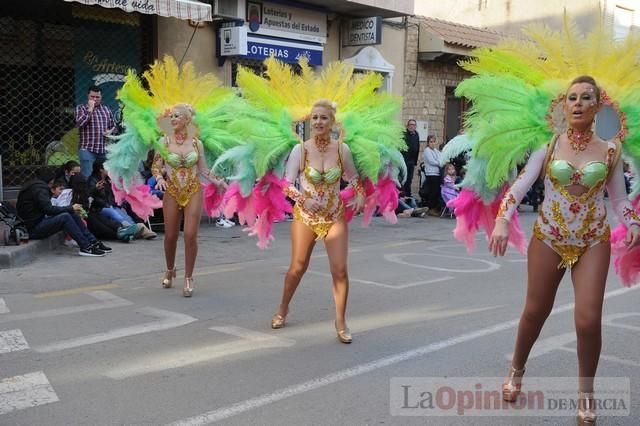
[271,313,286,329]
[162,267,176,289]
[183,277,194,297]
[577,392,597,425]
[335,321,352,344]
[502,365,525,402]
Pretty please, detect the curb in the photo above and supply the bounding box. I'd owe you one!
[0,232,65,269]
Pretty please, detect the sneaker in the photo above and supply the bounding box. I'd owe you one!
[216,218,233,228]
[95,241,112,253]
[117,224,138,242]
[64,239,78,248]
[79,245,106,257]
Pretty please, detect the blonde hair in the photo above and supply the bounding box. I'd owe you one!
[444,162,456,174]
[312,99,337,120]
[173,103,195,121]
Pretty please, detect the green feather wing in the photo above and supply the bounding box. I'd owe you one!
[456,75,555,189]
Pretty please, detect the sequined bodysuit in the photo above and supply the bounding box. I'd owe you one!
[498,138,640,268]
[152,139,202,209]
[284,141,362,239]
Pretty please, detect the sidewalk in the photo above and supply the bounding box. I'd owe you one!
[0,232,65,269]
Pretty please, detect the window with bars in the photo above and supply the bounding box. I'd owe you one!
[0,0,153,198]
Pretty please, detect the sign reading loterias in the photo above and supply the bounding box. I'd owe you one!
[342,16,382,47]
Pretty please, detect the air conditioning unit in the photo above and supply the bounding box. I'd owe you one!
[211,0,244,20]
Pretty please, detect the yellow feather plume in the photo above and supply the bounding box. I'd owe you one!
[463,13,640,101]
[142,56,223,111]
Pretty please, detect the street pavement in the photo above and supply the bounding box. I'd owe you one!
[1,211,639,425]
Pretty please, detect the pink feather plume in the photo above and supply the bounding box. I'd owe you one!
[223,182,256,226]
[203,183,225,217]
[448,186,527,254]
[610,196,640,287]
[244,172,293,249]
[111,182,162,221]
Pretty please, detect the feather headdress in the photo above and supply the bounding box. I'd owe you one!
[215,57,407,248]
[450,14,640,285]
[105,56,246,218]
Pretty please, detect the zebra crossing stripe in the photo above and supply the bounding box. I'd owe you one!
[0,329,29,354]
[0,371,59,415]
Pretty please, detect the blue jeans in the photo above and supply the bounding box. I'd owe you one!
[100,207,135,225]
[79,149,106,177]
[30,212,97,250]
[398,197,417,212]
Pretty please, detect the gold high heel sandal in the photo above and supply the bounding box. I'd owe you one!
[335,321,352,344]
[183,277,194,297]
[502,365,525,402]
[577,392,597,425]
[162,267,176,288]
[271,313,286,329]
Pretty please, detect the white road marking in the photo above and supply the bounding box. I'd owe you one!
[0,291,132,324]
[210,326,292,342]
[384,253,501,273]
[0,329,29,354]
[168,286,638,425]
[104,326,294,380]
[515,311,640,362]
[602,312,640,331]
[0,298,8,314]
[33,307,196,353]
[304,269,454,289]
[553,347,640,367]
[506,331,576,361]
[0,371,59,415]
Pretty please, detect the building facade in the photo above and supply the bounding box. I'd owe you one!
[401,16,503,195]
[0,0,413,199]
[415,0,640,38]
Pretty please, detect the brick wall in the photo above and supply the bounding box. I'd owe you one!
[402,17,471,196]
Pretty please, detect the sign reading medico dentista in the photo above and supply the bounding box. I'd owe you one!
[342,16,382,46]
[246,1,327,44]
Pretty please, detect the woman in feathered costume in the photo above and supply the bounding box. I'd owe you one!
[106,57,235,298]
[214,58,406,343]
[444,18,640,424]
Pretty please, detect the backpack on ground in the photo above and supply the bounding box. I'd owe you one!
[0,202,29,245]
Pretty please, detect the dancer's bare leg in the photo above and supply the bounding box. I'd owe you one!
[182,192,203,279]
[324,220,349,330]
[162,194,182,271]
[511,237,566,370]
[571,241,609,393]
[276,219,317,318]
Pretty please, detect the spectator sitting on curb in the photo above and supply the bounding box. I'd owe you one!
[53,173,139,243]
[89,159,156,239]
[16,168,109,256]
[397,191,429,218]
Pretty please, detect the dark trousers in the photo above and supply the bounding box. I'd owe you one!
[402,163,416,196]
[30,212,96,249]
[425,175,441,209]
[87,212,120,240]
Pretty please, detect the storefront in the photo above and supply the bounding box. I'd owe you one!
[0,0,210,199]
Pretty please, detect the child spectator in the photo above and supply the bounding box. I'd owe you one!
[441,163,460,206]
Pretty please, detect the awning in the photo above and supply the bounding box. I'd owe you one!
[63,0,212,22]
